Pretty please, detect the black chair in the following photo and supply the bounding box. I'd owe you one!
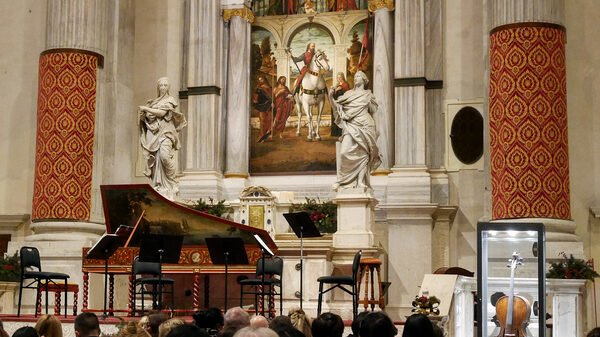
[317,250,361,319]
[239,256,283,317]
[131,256,175,315]
[17,246,70,317]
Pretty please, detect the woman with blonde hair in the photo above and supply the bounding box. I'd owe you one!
[288,307,311,337]
[34,315,63,337]
[158,319,185,337]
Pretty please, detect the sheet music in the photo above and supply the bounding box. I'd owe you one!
[254,234,275,256]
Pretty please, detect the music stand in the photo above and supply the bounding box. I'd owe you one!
[205,237,248,311]
[284,212,322,309]
[138,234,184,310]
[86,225,132,318]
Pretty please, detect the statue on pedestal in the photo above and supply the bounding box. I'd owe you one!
[138,77,187,200]
[328,71,381,191]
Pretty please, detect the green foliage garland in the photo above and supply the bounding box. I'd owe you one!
[291,197,337,233]
[546,252,599,280]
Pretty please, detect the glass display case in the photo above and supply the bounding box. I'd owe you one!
[477,222,546,337]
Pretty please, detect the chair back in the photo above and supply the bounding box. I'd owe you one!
[132,256,161,277]
[256,256,284,278]
[20,246,42,272]
[351,250,362,282]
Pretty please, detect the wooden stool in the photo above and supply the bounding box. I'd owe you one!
[38,282,79,316]
[357,258,384,311]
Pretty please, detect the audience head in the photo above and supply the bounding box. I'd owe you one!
[310,313,343,337]
[147,313,169,337]
[194,308,224,333]
[358,311,397,337]
[350,311,369,337]
[12,327,38,337]
[224,307,251,331]
[288,307,311,337]
[587,328,600,337]
[0,320,8,337]
[74,313,100,337]
[117,321,138,337]
[250,316,269,329]
[165,324,209,337]
[35,315,63,337]
[158,319,185,337]
[232,327,278,337]
[401,314,433,337]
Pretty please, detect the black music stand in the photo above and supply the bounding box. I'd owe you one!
[86,225,132,318]
[138,234,184,310]
[205,237,248,311]
[284,212,322,309]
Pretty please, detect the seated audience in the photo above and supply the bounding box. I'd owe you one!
[288,308,311,337]
[74,313,100,337]
[358,311,397,337]
[165,324,209,337]
[147,313,169,337]
[348,311,369,337]
[12,327,38,337]
[250,316,269,329]
[401,314,433,337]
[311,313,343,337]
[116,321,138,337]
[233,327,278,337]
[194,308,224,336]
[587,328,600,337]
[269,316,305,337]
[158,319,185,337]
[35,315,63,337]
[0,321,8,337]
[219,307,250,337]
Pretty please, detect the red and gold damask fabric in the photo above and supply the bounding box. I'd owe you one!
[32,51,97,221]
[489,24,570,220]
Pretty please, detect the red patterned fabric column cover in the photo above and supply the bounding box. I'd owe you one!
[32,51,98,221]
[489,24,570,220]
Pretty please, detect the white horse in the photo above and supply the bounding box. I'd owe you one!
[294,51,331,141]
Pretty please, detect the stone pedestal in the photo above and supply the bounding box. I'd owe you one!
[178,172,225,201]
[0,281,18,313]
[380,203,436,321]
[332,188,377,249]
[547,279,587,337]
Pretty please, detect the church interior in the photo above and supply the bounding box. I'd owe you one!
[1,0,600,337]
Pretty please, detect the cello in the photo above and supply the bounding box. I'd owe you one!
[495,252,531,337]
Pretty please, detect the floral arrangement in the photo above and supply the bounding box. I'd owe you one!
[290,197,337,233]
[411,294,440,316]
[0,252,20,282]
[188,197,232,219]
[546,252,599,280]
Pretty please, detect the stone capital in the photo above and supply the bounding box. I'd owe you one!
[223,6,255,24]
[368,0,394,12]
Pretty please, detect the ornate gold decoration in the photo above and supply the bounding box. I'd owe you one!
[249,205,265,229]
[223,7,255,24]
[368,0,394,12]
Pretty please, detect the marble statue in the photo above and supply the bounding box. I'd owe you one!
[138,77,187,200]
[328,70,381,191]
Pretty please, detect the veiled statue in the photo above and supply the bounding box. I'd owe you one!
[328,71,381,191]
[138,77,187,200]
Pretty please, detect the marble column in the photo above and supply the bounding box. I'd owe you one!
[14,0,109,315]
[381,0,440,321]
[179,0,226,200]
[487,0,580,256]
[222,4,254,199]
[388,0,430,203]
[369,0,394,173]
